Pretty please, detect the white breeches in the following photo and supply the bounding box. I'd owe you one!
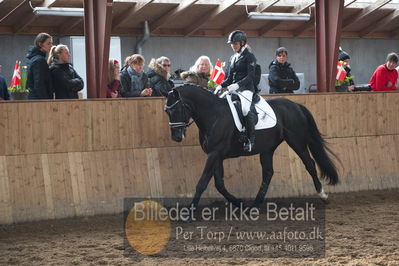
[238,90,253,116]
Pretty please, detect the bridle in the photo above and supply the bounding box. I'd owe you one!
[164,99,195,129]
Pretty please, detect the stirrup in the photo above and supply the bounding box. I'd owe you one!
[243,140,254,152]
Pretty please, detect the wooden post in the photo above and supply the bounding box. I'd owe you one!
[315,0,344,92]
[83,0,113,98]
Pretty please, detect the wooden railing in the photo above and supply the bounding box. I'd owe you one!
[0,92,398,224]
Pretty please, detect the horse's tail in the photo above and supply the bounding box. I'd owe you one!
[299,105,339,185]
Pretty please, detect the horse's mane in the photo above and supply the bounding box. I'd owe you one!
[174,84,225,104]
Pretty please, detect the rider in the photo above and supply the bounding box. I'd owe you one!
[217,30,257,152]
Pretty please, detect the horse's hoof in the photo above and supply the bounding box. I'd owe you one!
[321,198,330,205]
[232,199,244,208]
[251,201,262,209]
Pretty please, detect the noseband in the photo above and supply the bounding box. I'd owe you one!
[165,99,194,129]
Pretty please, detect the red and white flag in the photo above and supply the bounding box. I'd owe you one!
[10,61,21,88]
[210,59,225,85]
[336,61,347,82]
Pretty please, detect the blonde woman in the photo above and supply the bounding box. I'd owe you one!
[180,55,213,88]
[48,44,84,99]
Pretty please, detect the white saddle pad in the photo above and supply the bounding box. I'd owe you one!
[226,94,277,132]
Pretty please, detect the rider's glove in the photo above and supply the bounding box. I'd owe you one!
[214,85,222,94]
[227,83,239,92]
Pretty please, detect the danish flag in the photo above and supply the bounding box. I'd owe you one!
[336,61,347,82]
[210,59,225,85]
[10,61,21,88]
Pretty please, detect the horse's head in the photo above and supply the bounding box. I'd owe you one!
[164,89,193,142]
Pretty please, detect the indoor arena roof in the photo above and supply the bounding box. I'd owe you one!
[0,0,399,38]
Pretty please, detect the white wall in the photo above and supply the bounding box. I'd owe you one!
[69,36,121,99]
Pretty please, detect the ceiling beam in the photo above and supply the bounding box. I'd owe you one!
[293,16,315,36]
[255,0,280,12]
[344,0,357,7]
[184,0,239,36]
[0,0,28,25]
[293,0,315,13]
[360,9,399,37]
[112,0,153,30]
[150,0,198,33]
[14,13,37,33]
[41,0,58,7]
[13,0,59,33]
[389,26,399,38]
[223,6,256,35]
[59,17,83,34]
[258,1,314,36]
[258,21,281,36]
[224,0,279,35]
[342,0,391,29]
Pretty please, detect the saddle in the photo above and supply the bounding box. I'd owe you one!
[231,93,259,131]
[226,92,277,133]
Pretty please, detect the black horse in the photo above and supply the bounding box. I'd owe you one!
[164,84,338,208]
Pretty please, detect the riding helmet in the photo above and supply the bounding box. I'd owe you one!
[227,30,247,44]
[338,50,350,61]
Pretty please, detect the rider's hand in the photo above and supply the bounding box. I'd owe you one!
[228,83,239,92]
[214,85,222,94]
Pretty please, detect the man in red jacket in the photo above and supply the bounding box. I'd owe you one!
[369,52,398,91]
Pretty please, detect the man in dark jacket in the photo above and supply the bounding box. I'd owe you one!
[147,56,173,97]
[268,47,300,94]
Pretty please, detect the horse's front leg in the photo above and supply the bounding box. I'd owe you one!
[214,159,242,207]
[190,152,218,209]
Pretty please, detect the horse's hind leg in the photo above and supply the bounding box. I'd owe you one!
[253,152,274,206]
[214,160,242,207]
[286,141,328,201]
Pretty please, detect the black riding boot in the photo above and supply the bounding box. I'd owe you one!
[243,112,256,152]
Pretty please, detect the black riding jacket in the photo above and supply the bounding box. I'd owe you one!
[221,47,256,93]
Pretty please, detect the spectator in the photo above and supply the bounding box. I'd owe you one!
[48,44,84,99]
[396,66,399,90]
[107,59,121,98]
[123,55,132,70]
[147,56,174,97]
[336,49,355,92]
[120,54,152,97]
[180,55,213,88]
[268,47,300,94]
[369,52,398,91]
[26,32,53,99]
[0,65,10,100]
